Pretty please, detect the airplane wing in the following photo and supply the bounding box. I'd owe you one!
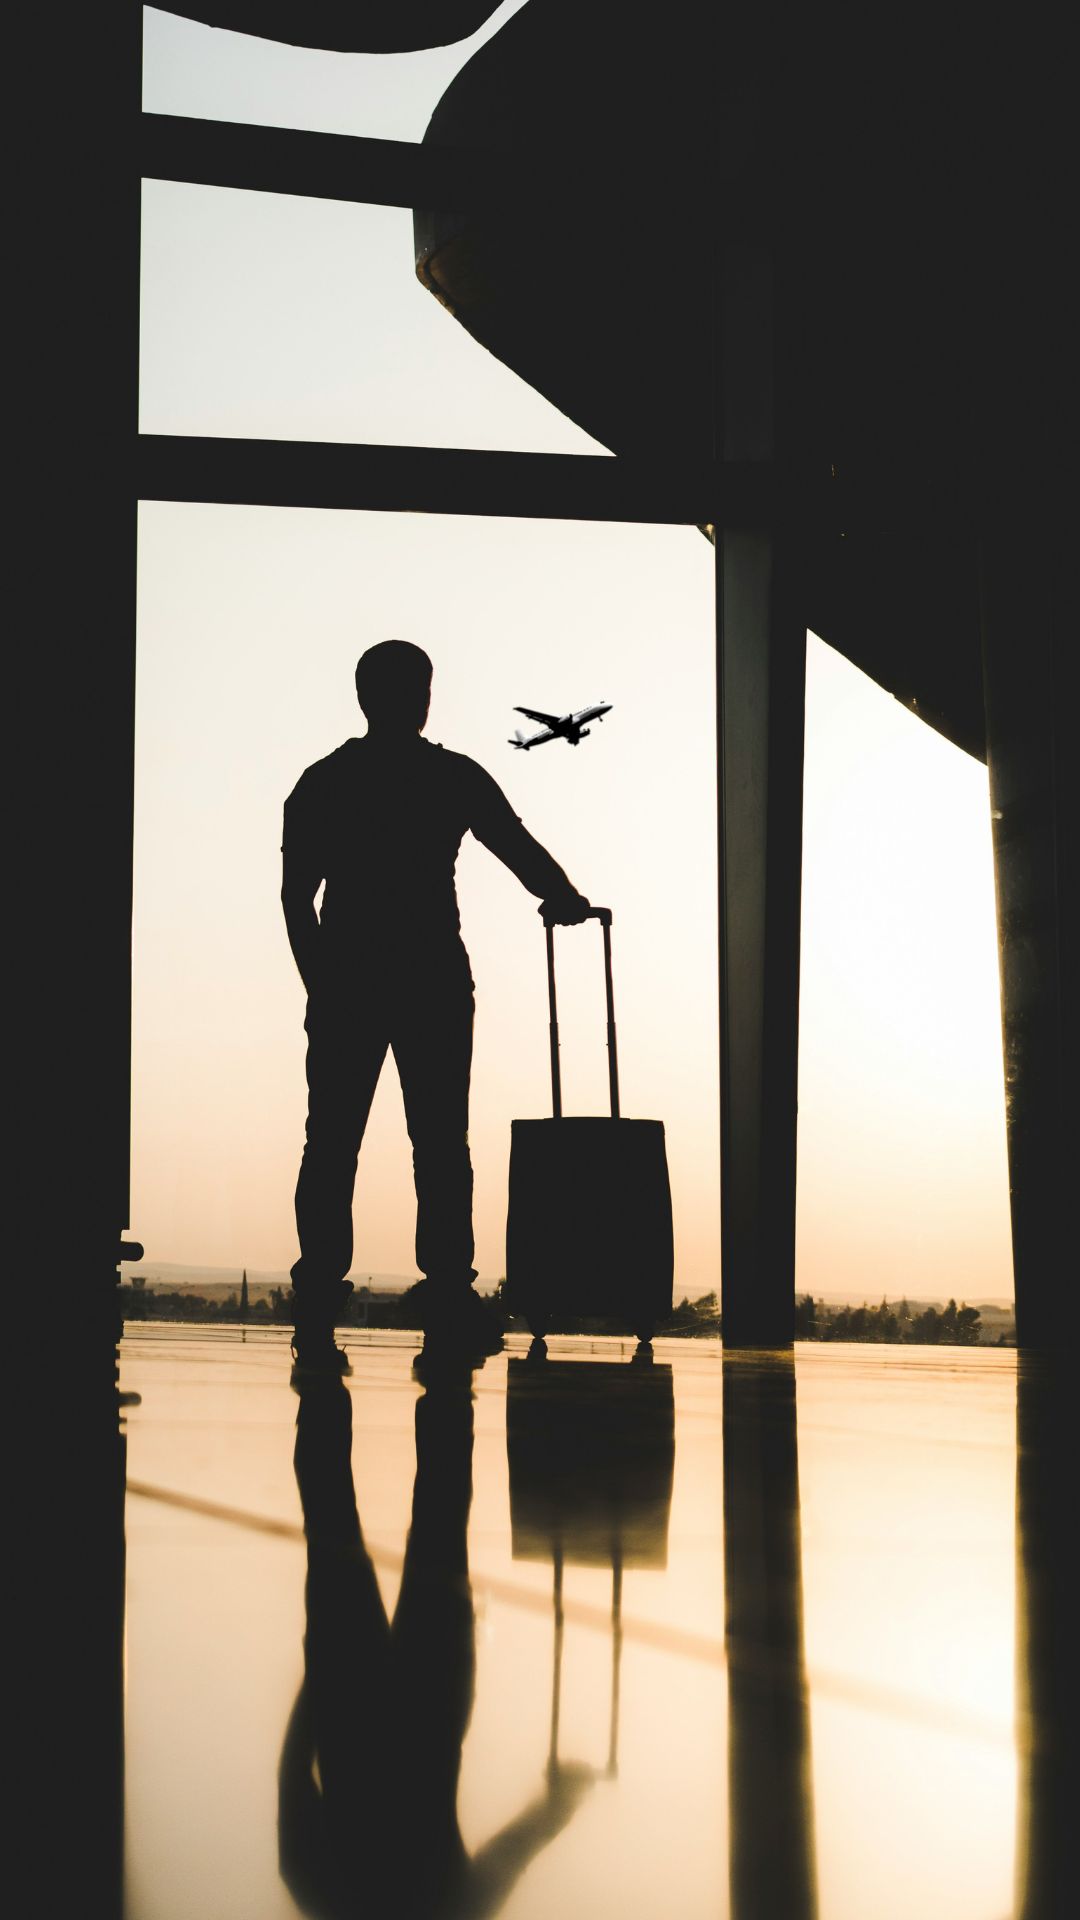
[514,707,562,726]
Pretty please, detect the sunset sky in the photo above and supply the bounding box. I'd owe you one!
[131,6,1012,1300]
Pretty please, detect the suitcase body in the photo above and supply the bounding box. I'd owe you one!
[505,911,674,1339]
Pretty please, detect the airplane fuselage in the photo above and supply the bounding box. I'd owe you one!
[510,701,612,749]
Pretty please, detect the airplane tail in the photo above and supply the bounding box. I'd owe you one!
[509,729,529,749]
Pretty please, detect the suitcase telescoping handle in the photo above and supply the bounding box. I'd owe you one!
[549,1547,623,1780]
[540,906,619,1122]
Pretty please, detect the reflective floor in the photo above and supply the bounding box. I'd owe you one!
[117,1330,1060,1920]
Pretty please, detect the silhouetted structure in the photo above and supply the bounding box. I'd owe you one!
[66,0,1064,1357]
[37,0,1064,1857]
[409,2,1067,1348]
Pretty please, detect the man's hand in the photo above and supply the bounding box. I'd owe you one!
[539,888,592,926]
[281,873,324,995]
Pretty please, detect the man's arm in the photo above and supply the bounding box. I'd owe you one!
[281,787,325,993]
[468,764,591,924]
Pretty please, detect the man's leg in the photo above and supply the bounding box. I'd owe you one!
[391,1378,476,1891]
[283,1378,397,1898]
[292,996,388,1329]
[391,972,477,1306]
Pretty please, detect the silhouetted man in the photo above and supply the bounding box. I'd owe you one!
[282,639,590,1369]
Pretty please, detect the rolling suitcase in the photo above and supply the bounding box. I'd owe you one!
[505,908,674,1341]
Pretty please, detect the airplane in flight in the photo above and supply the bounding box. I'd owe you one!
[509,701,613,749]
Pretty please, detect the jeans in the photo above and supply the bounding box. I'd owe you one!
[291,957,476,1305]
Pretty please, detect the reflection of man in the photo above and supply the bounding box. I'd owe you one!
[282,640,590,1371]
[280,1368,595,1919]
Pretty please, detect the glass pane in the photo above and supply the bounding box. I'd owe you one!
[133,502,718,1286]
[142,1,532,143]
[139,182,609,453]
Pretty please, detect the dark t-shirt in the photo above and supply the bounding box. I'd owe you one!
[283,736,573,965]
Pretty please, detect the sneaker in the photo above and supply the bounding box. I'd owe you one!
[290,1280,353,1373]
[412,1340,485,1387]
[422,1284,505,1358]
[290,1327,352,1381]
[290,1286,353,1379]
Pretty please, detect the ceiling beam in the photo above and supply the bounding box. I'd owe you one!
[137,434,759,526]
[143,111,530,214]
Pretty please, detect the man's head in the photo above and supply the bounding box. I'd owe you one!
[355,639,433,733]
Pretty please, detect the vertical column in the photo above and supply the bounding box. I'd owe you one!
[980,541,1069,1349]
[716,219,806,1348]
[31,3,143,1351]
[23,12,144,1916]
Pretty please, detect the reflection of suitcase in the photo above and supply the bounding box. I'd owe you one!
[505,910,674,1340]
[506,1356,677,1779]
[506,1357,675,1568]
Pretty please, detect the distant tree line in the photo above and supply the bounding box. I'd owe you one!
[793,1294,993,1344]
[119,1276,294,1323]
[119,1278,434,1329]
[657,1292,722,1336]
[117,1279,725,1335]
[491,1289,724,1338]
[118,1279,1007,1345]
